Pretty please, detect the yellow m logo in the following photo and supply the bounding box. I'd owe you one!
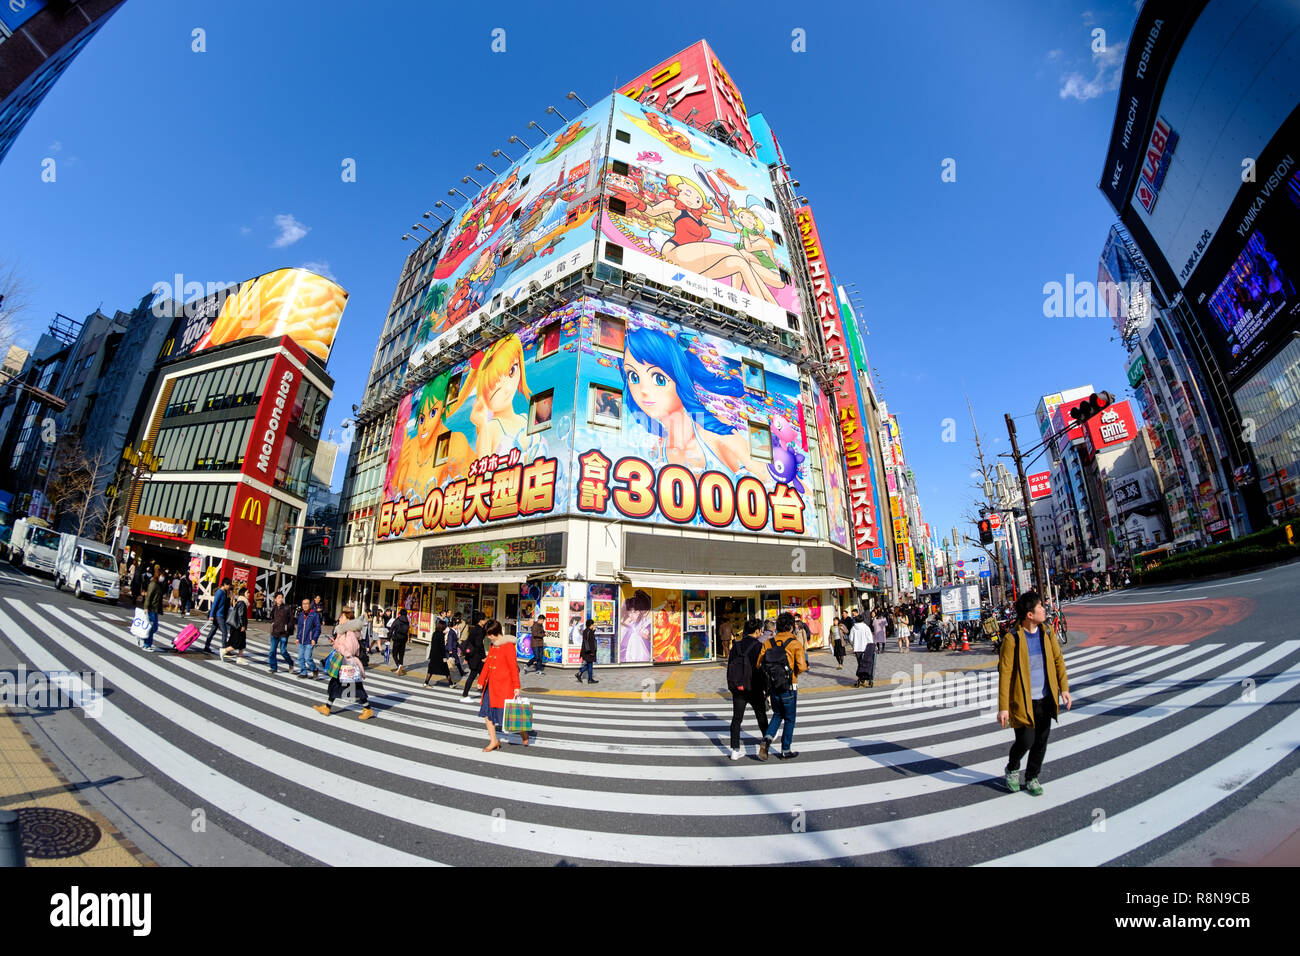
[240,497,263,525]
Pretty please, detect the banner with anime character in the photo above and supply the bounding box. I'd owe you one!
[378,306,581,539]
[572,297,822,539]
[600,93,801,330]
[406,96,613,366]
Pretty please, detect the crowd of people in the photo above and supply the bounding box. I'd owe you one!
[1060,568,1132,599]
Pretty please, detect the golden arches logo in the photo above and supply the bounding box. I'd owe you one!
[240,496,263,525]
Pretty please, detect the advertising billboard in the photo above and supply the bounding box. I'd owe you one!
[406,97,610,366]
[838,285,886,564]
[1085,400,1138,450]
[380,296,823,542]
[0,0,45,32]
[1028,471,1053,500]
[618,41,755,157]
[167,268,348,363]
[601,93,800,329]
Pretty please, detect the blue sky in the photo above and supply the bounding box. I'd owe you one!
[0,0,1142,560]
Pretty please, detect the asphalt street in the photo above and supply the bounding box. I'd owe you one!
[1,559,1297,866]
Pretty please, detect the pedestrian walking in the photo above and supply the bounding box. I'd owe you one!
[717,615,734,660]
[576,618,597,683]
[372,608,390,664]
[202,579,231,654]
[793,613,811,648]
[223,587,250,664]
[424,617,453,687]
[445,614,466,681]
[296,597,322,679]
[530,618,547,674]
[268,591,297,674]
[896,607,912,652]
[460,611,487,699]
[389,607,411,676]
[479,620,528,751]
[178,573,193,617]
[313,610,375,720]
[755,613,807,760]
[725,618,769,760]
[141,570,164,652]
[830,616,846,669]
[872,609,887,658]
[850,613,874,687]
[997,590,1072,796]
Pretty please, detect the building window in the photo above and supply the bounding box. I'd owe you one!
[519,174,530,189]
[779,267,791,285]
[743,361,766,392]
[594,313,625,352]
[590,385,622,427]
[786,312,800,331]
[611,159,629,176]
[748,422,772,460]
[771,230,784,247]
[603,242,623,265]
[615,129,630,144]
[538,322,561,359]
[434,433,450,465]
[447,372,464,403]
[608,196,627,216]
[764,197,776,212]
[529,390,554,433]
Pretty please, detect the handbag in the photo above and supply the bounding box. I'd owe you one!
[322,650,342,679]
[338,660,363,683]
[503,693,533,734]
[130,607,149,640]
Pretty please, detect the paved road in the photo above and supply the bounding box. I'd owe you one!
[1,560,1297,866]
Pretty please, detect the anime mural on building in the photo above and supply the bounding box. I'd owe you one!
[379,305,581,539]
[406,97,613,366]
[573,298,821,539]
[600,94,800,328]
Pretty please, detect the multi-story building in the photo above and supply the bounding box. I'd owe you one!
[0,0,127,163]
[1036,386,1101,571]
[1098,0,1300,528]
[330,43,859,665]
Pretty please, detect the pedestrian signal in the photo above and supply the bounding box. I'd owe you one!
[978,519,994,545]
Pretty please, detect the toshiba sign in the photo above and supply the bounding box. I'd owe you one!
[1086,400,1138,450]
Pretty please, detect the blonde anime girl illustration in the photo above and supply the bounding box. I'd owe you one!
[642,174,779,305]
[448,334,545,462]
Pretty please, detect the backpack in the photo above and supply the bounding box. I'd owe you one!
[760,639,794,696]
[726,639,753,693]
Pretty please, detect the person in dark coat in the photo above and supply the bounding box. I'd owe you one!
[529,618,547,674]
[726,618,769,759]
[178,574,193,617]
[424,618,452,687]
[224,587,250,664]
[576,618,598,684]
[460,611,487,699]
[142,571,164,652]
[203,579,231,654]
[389,607,411,676]
[268,591,297,674]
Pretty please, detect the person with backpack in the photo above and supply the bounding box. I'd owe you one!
[754,612,807,761]
[223,586,250,664]
[997,590,1072,796]
[296,597,323,679]
[725,618,769,760]
[850,613,874,687]
[577,619,597,683]
[389,607,411,676]
[313,609,375,721]
[202,579,231,654]
[460,611,487,700]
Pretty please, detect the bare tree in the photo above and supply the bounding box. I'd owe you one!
[0,259,32,362]
[46,437,113,538]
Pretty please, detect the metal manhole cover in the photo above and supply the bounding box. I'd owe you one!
[15,807,102,859]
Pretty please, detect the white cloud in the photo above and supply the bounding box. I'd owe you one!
[48,141,62,152]
[299,260,337,281]
[271,213,310,248]
[1081,10,1096,26]
[1045,49,1063,61]
[1058,39,1126,102]
[240,225,252,236]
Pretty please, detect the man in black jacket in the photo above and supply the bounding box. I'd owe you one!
[460,611,487,699]
[268,591,297,674]
[530,618,547,674]
[390,607,411,676]
[726,618,769,760]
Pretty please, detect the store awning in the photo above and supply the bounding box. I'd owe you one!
[391,569,539,585]
[322,569,409,580]
[618,572,855,592]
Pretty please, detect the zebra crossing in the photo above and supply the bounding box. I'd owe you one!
[2,594,1298,866]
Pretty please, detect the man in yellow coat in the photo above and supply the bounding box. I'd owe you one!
[997,591,1072,796]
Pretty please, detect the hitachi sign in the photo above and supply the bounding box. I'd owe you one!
[256,369,295,474]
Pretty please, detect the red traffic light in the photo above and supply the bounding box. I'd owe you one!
[1069,390,1116,425]
[322,535,330,548]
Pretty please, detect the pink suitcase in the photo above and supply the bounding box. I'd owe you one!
[173,624,200,653]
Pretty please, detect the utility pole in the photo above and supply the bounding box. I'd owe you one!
[1005,413,1047,595]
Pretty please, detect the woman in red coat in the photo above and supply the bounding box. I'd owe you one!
[478,621,529,751]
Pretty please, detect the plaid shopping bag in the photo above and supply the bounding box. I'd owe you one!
[322,651,342,679]
[503,695,533,734]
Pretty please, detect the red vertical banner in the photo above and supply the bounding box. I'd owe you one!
[795,205,879,556]
[226,482,270,558]
[244,352,302,486]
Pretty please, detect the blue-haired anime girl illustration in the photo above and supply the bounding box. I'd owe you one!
[621,326,765,477]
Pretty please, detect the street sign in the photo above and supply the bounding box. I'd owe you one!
[979,570,991,577]
[988,513,1002,531]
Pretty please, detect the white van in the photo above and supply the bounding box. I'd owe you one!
[55,534,120,602]
[15,520,61,576]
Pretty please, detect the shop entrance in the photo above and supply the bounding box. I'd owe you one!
[711,596,752,660]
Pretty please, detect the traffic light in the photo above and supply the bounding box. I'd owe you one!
[978,518,994,545]
[1069,391,1115,425]
[322,535,330,549]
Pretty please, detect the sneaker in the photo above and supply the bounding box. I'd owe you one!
[758,738,771,761]
[730,748,743,761]
[778,751,799,760]
[587,678,598,684]
[1025,778,1044,797]
[312,704,330,716]
[235,658,248,666]
[296,673,308,679]
[1005,770,1021,792]
[143,646,155,653]
[358,708,375,720]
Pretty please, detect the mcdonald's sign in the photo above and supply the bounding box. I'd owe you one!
[226,483,270,557]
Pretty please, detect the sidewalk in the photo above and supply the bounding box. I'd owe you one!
[0,706,154,867]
